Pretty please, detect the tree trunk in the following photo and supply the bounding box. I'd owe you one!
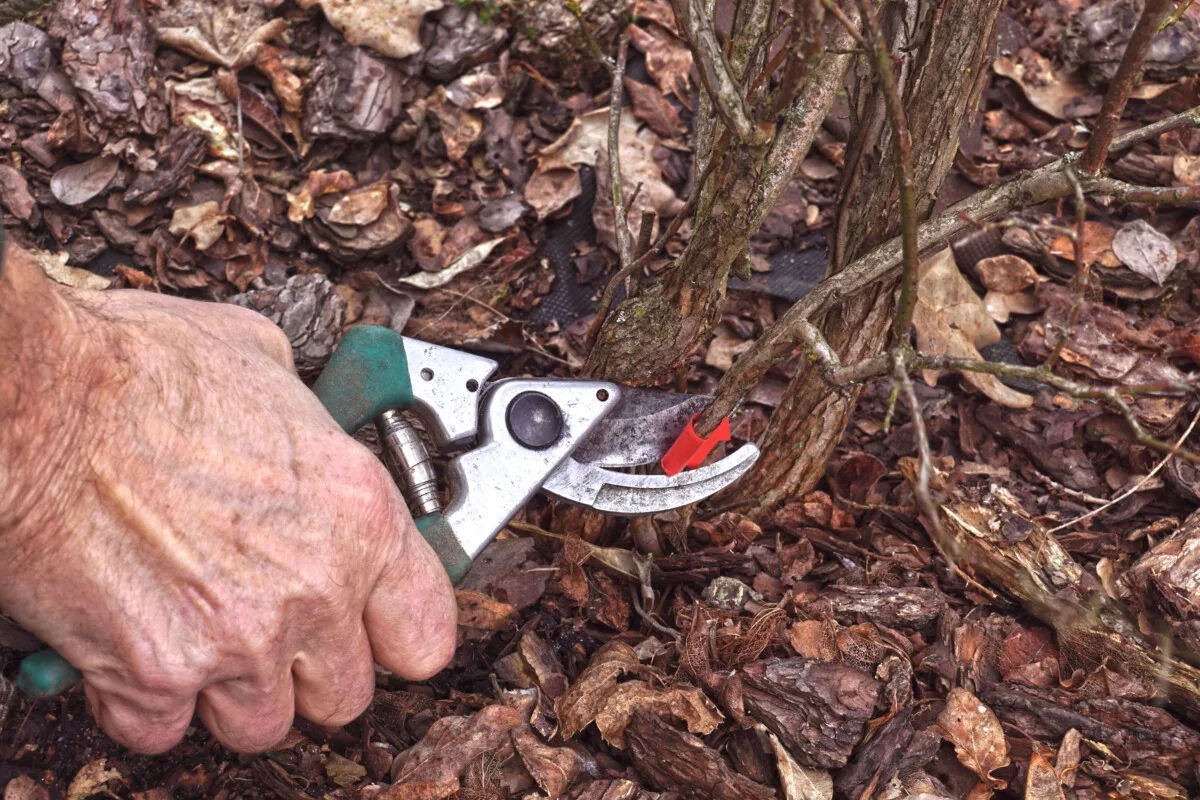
[584,5,858,384]
[734,0,1002,513]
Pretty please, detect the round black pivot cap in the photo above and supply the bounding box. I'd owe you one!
[507,391,564,449]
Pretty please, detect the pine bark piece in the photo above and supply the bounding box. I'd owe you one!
[739,658,881,769]
[817,586,947,629]
[230,273,347,377]
[981,682,1200,784]
[913,472,1200,715]
[1124,507,1200,656]
[626,711,775,800]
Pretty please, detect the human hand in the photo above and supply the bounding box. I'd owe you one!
[0,244,457,754]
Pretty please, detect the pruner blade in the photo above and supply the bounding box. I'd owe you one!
[540,444,760,515]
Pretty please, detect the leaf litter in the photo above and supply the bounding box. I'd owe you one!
[6,0,1200,798]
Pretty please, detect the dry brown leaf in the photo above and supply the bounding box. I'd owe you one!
[387,704,523,799]
[35,250,111,291]
[1173,152,1200,187]
[936,687,1010,788]
[511,727,581,797]
[296,0,443,60]
[4,776,49,800]
[767,731,833,800]
[50,155,120,206]
[152,0,289,69]
[1025,751,1066,800]
[323,752,367,788]
[67,759,123,800]
[0,165,36,221]
[913,248,1032,408]
[983,289,1041,324]
[705,325,754,371]
[973,254,1038,293]
[592,680,722,748]
[789,620,838,661]
[1056,729,1081,786]
[456,589,517,630]
[397,237,506,289]
[556,641,649,738]
[1048,221,1120,267]
[626,22,692,102]
[169,201,227,251]
[624,77,684,138]
[286,170,356,224]
[993,47,1089,120]
[328,183,390,226]
[1112,219,1178,286]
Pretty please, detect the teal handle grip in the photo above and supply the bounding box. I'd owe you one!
[18,325,469,699]
[312,325,415,433]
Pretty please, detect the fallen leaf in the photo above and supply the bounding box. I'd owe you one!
[387,704,523,797]
[626,22,693,102]
[993,47,1089,120]
[152,0,289,69]
[800,157,839,181]
[1025,750,1065,800]
[1112,219,1178,286]
[1173,153,1200,187]
[705,325,754,371]
[625,77,684,138]
[4,776,49,800]
[328,183,390,226]
[511,727,581,797]
[287,170,357,224]
[914,249,1032,408]
[973,254,1038,293]
[0,165,36,221]
[983,289,1041,323]
[34,249,111,291]
[936,687,1009,788]
[767,731,833,800]
[296,0,444,60]
[169,201,227,251]
[456,589,517,630]
[556,641,651,738]
[324,752,367,788]
[592,680,722,748]
[66,759,123,800]
[1048,221,1120,267]
[398,237,506,289]
[50,155,120,206]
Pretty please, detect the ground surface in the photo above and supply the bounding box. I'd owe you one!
[5,0,1200,798]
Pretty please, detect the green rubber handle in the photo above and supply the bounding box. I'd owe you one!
[18,325,473,699]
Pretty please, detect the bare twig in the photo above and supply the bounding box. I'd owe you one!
[1079,0,1174,173]
[608,36,635,272]
[1107,105,1200,152]
[852,0,919,349]
[1047,404,1200,533]
[1042,165,1089,371]
[695,107,1200,437]
[1088,177,1200,204]
[566,0,617,72]
[672,0,771,144]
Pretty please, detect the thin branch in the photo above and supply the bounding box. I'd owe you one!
[673,0,772,144]
[1042,165,1089,371]
[608,35,635,273]
[852,0,919,349]
[1078,0,1174,173]
[566,0,616,72]
[1047,404,1200,533]
[1107,105,1200,153]
[695,106,1200,437]
[1088,177,1200,204]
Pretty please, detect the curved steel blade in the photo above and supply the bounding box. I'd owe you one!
[571,388,711,468]
[541,444,760,514]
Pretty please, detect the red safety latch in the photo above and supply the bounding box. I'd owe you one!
[660,413,732,476]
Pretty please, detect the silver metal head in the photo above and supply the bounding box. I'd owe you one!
[442,378,621,558]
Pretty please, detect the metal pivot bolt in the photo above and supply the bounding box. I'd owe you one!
[376,410,441,516]
[506,392,563,449]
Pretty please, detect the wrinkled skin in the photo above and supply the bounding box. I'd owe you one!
[0,244,457,754]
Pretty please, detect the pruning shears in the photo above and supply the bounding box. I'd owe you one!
[16,326,759,698]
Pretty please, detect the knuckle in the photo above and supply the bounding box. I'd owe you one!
[222,713,294,753]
